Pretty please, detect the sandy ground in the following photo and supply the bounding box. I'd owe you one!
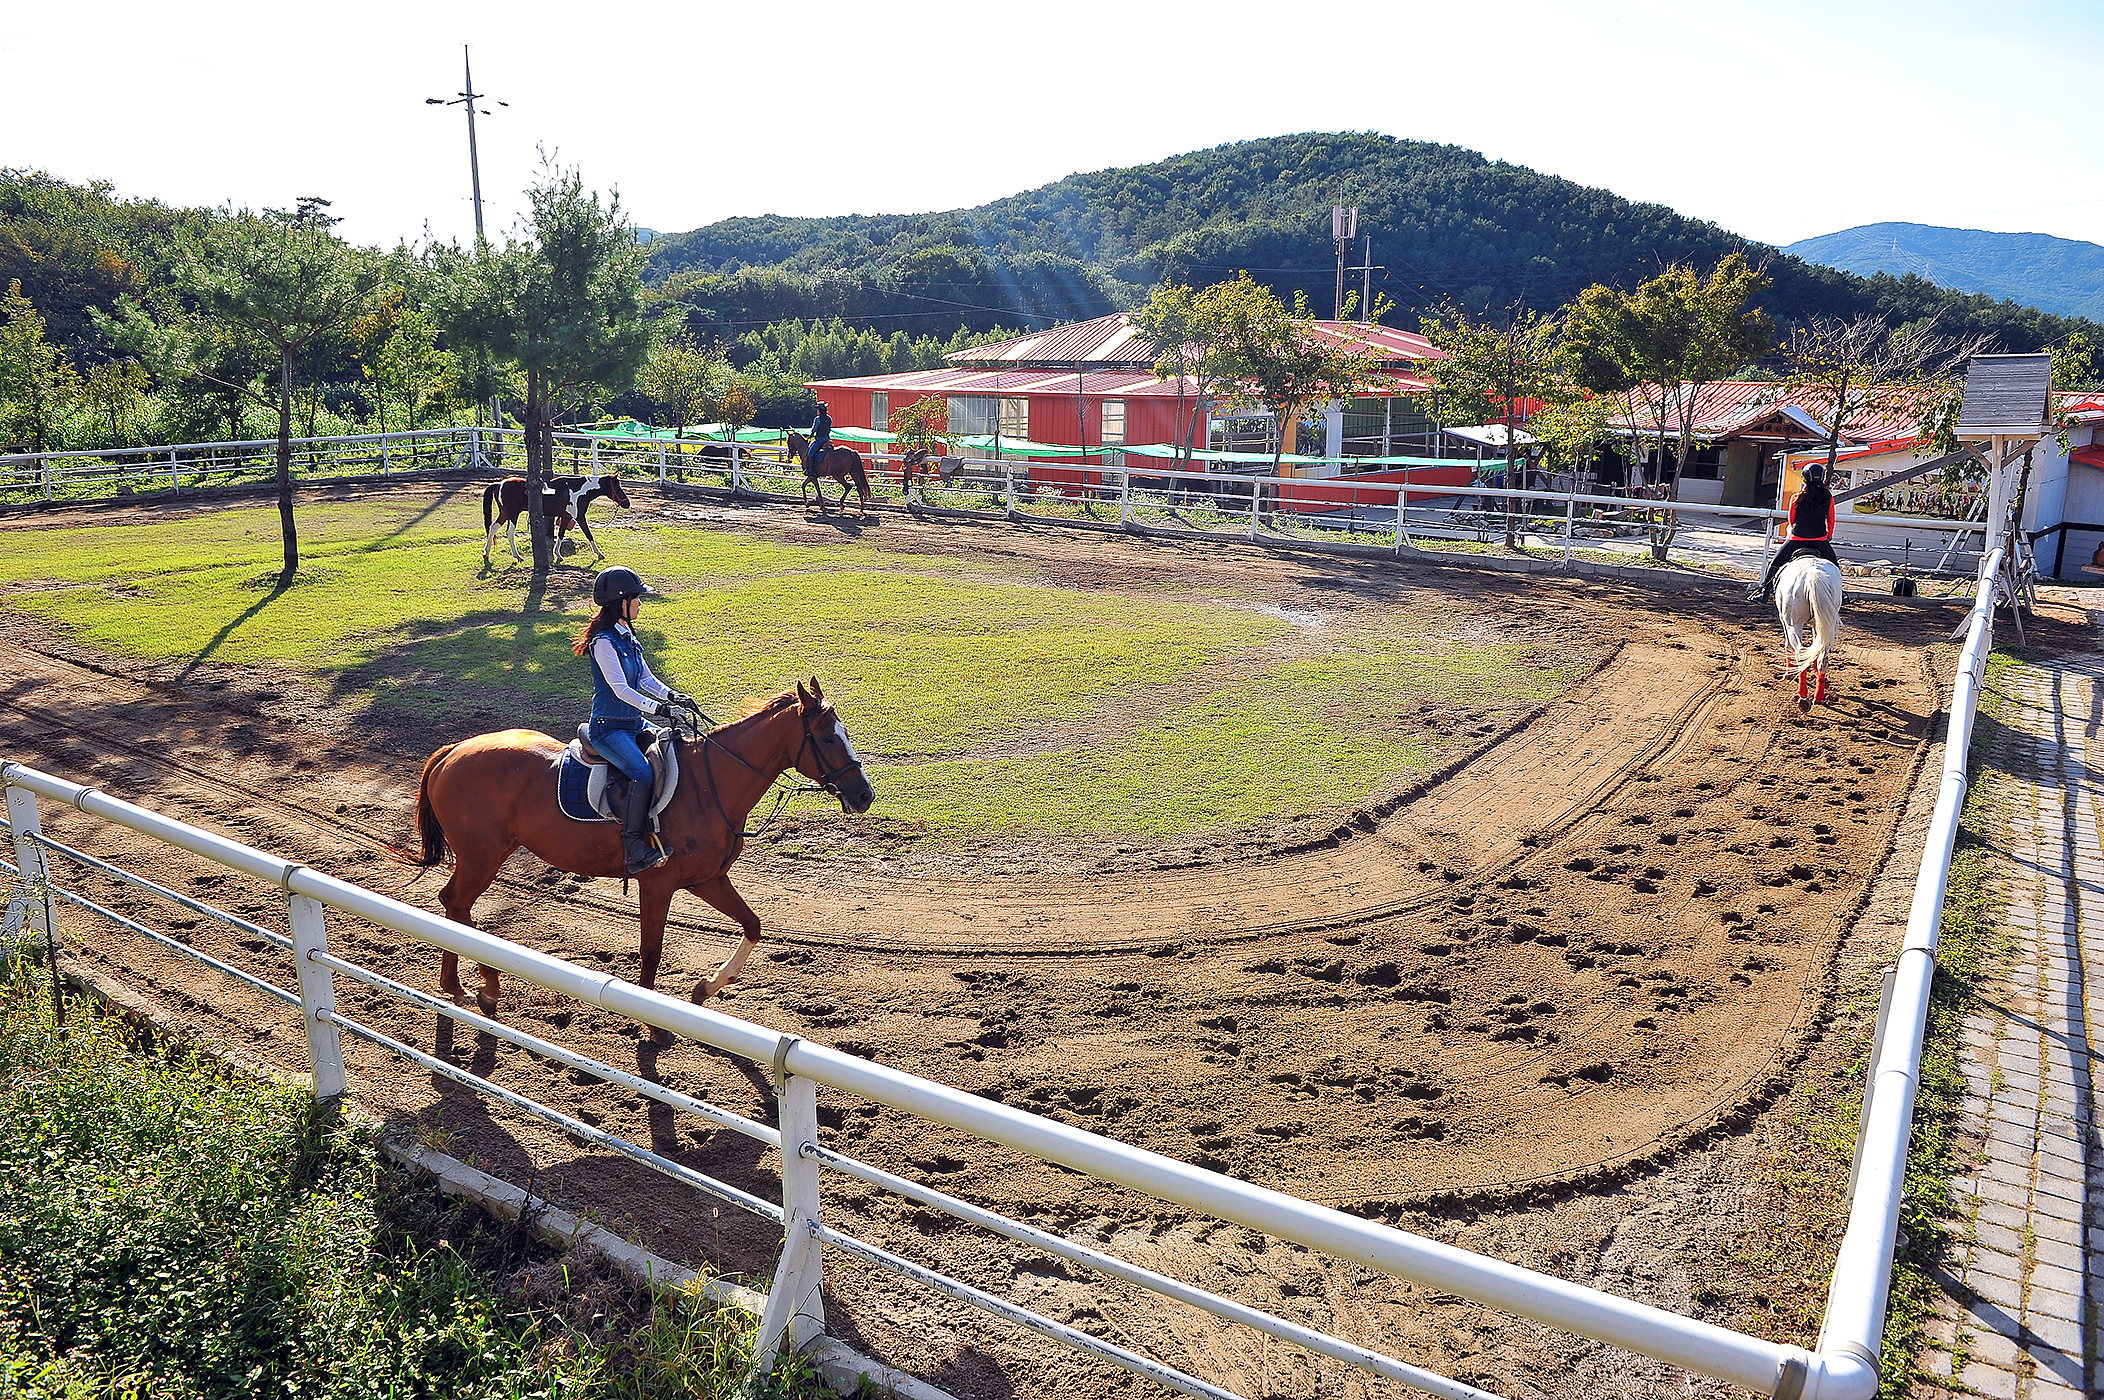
[0,483,2032,1398]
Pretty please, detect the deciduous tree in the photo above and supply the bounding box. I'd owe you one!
[1417,301,1566,545]
[639,325,723,441]
[1199,273,1384,472]
[100,199,379,580]
[1563,253,1771,553]
[0,281,81,453]
[1779,313,1990,474]
[440,161,649,577]
[82,357,149,447]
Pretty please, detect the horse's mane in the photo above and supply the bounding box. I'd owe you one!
[726,691,797,724]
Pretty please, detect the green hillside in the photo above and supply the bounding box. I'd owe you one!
[645,132,2099,352]
[1784,222,2104,323]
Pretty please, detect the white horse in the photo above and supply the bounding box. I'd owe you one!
[1775,555,1844,703]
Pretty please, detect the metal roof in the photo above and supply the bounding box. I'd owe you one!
[945,313,1441,370]
[808,365,1430,397]
[1955,353,2052,437]
[1607,380,1931,445]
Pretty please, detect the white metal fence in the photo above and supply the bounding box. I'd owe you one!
[0,429,492,503]
[0,546,2011,1400]
[5,425,1990,584]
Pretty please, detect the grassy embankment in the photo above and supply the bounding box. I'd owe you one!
[0,500,1588,838]
[0,950,819,1399]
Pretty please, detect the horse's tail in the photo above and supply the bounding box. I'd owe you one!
[849,454,871,500]
[1802,564,1843,675]
[482,480,496,532]
[400,744,456,869]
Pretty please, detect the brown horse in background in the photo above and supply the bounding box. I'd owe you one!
[407,682,874,1026]
[786,430,872,514]
[900,446,966,495]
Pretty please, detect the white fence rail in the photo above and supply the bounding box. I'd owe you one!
[3,424,1989,582]
[0,428,493,502]
[0,543,2013,1399]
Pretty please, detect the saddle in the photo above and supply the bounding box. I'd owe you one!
[558,724,680,825]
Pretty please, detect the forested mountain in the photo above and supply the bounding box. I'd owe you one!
[1786,222,2104,323]
[646,132,2101,352]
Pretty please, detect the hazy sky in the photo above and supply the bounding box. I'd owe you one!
[6,0,2100,256]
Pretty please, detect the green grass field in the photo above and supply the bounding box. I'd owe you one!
[0,499,1592,839]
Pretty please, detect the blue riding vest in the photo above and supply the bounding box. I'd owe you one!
[587,625,649,733]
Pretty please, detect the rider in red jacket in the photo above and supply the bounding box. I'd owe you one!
[1753,464,1839,601]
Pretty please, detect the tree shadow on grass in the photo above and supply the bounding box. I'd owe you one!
[177,575,292,682]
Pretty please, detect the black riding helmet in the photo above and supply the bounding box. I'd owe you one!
[592,566,653,609]
[1801,464,1827,488]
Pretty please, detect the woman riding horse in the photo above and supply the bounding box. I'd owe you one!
[574,566,698,874]
[1753,464,1839,602]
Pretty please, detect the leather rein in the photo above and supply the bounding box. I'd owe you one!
[680,701,857,840]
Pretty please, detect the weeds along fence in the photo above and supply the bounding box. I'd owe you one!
[0,548,2011,1400]
[2,424,1985,583]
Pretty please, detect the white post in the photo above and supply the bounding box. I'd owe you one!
[382,437,390,475]
[1247,481,1261,539]
[41,458,53,502]
[1118,467,1132,524]
[1564,489,1575,566]
[169,451,179,493]
[657,441,667,484]
[287,893,346,1101]
[1395,486,1406,554]
[5,783,54,945]
[1005,462,1016,518]
[755,1070,826,1358]
[731,443,743,493]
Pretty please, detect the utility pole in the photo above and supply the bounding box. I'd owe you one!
[427,46,504,245]
[1346,235,1382,322]
[428,47,506,444]
[1331,203,1357,320]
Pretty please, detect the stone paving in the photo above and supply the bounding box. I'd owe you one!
[1920,619,2101,1397]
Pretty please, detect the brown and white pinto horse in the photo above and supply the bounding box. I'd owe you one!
[481,469,632,564]
[786,430,872,514]
[408,681,874,1027]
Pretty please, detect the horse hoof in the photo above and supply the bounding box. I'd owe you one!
[691,982,716,1006]
[645,1024,675,1046]
[474,990,500,1018]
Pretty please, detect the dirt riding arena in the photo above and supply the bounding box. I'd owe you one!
[0,482,2001,1398]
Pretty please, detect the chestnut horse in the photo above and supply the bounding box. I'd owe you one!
[786,430,872,513]
[408,681,874,1021]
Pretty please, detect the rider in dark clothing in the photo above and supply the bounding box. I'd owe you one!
[571,567,697,875]
[1753,465,1840,601]
[808,405,833,469]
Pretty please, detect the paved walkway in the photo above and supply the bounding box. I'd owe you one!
[1922,623,2102,1397]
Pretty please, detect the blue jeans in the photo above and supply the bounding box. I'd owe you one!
[590,722,658,784]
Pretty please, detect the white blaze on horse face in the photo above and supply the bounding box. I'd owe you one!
[832,718,862,767]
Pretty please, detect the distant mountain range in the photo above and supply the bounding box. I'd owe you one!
[1785,222,2104,323]
[641,133,2100,353]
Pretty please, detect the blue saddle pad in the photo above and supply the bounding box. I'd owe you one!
[556,752,616,823]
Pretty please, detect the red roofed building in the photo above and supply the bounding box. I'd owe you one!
[1605,380,1943,506]
[805,312,1439,463]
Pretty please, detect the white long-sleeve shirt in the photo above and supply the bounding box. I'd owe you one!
[591,624,673,714]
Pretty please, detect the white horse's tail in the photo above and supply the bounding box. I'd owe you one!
[1792,562,1844,675]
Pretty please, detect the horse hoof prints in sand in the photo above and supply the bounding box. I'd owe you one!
[408,681,873,1030]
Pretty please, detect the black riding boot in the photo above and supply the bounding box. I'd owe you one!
[620,775,664,875]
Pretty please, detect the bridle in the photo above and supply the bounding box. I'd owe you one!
[679,698,864,839]
[796,704,864,797]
